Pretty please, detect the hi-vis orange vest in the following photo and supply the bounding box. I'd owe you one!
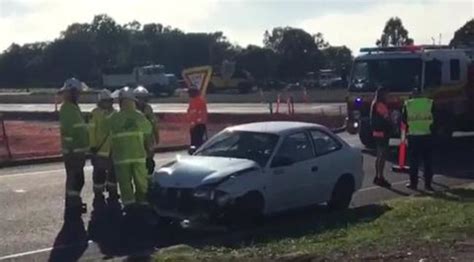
[187,96,208,127]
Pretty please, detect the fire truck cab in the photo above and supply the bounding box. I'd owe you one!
[346,45,474,147]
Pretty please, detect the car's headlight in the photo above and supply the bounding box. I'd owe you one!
[193,187,215,200]
[193,187,231,205]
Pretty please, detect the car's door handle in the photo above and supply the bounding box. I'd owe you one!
[311,166,319,172]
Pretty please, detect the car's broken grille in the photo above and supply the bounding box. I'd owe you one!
[154,188,197,214]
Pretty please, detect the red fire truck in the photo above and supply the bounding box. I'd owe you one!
[346,45,474,147]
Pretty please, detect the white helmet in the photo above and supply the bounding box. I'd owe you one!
[118,86,137,101]
[133,86,150,98]
[98,89,113,101]
[60,78,83,92]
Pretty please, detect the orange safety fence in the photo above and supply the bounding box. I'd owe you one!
[0,112,345,163]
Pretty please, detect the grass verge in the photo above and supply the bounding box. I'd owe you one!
[154,186,474,261]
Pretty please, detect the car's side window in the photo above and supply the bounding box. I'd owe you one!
[274,132,314,163]
[310,130,342,156]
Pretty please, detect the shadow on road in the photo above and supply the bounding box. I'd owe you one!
[364,136,474,181]
[87,199,157,261]
[48,217,88,262]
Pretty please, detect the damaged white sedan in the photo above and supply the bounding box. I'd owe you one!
[149,121,364,225]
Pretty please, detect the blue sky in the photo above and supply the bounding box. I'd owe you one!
[0,0,473,53]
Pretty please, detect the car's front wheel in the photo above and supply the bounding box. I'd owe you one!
[224,191,264,227]
[328,175,355,211]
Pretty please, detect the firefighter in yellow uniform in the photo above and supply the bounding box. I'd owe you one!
[107,87,153,218]
[59,78,89,219]
[134,86,159,175]
[89,89,118,209]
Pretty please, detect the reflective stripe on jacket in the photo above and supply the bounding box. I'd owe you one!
[187,96,208,127]
[59,102,89,154]
[89,107,116,157]
[107,109,152,165]
[404,98,433,136]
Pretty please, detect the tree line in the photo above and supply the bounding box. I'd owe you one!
[0,15,473,88]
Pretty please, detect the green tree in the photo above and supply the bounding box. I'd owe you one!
[235,45,279,80]
[376,17,413,47]
[264,27,324,79]
[450,19,474,47]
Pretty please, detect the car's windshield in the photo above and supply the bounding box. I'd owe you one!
[195,130,279,166]
[349,58,422,92]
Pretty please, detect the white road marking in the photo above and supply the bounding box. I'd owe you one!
[0,241,92,261]
[13,189,26,193]
[0,157,176,179]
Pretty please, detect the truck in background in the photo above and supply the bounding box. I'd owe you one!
[346,45,474,147]
[102,64,178,96]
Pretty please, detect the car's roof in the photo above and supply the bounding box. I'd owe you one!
[227,121,327,135]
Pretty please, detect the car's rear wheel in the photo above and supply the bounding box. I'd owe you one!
[328,175,355,211]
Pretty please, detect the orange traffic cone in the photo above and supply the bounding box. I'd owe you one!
[392,122,410,173]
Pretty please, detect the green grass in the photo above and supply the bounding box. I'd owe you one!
[154,186,474,261]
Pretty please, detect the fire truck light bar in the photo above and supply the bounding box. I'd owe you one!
[360,45,451,53]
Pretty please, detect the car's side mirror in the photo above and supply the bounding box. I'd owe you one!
[271,156,294,168]
[188,146,197,155]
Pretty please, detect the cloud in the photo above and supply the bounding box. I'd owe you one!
[299,0,474,54]
[0,0,219,51]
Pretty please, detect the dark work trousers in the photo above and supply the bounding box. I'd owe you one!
[64,153,86,208]
[408,135,434,186]
[91,155,118,199]
[146,156,156,175]
[190,124,207,148]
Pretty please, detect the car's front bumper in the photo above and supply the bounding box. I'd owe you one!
[148,185,228,223]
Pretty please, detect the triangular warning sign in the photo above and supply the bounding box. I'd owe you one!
[182,66,213,96]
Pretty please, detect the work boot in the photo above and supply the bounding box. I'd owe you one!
[424,184,435,192]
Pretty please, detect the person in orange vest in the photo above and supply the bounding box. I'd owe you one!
[370,87,392,188]
[187,86,208,149]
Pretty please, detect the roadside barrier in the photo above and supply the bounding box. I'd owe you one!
[0,114,12,160]
[276,93,281,114]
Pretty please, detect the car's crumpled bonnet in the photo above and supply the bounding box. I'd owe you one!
[153,156,258,188]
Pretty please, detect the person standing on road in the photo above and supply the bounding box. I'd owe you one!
[107,87,153,218]
[187,86,208,149]
[133,86,159,175]
[370,87,392,188]
[403,88,435,191]
[89,89,118,209]
[58,78,89,219]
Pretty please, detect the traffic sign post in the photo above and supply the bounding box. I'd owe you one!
[182,66,213,97]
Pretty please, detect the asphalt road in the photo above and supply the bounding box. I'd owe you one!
[0,133,473,261]
[0,103,345,115]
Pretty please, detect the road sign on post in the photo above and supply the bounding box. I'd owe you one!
[182,66,213,97]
